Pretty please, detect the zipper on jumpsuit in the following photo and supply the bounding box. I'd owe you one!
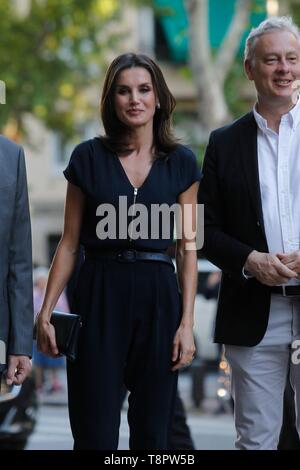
[129,187,138,242]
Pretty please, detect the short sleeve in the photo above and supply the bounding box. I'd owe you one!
[63,141,89,192]
[178,146,202,194]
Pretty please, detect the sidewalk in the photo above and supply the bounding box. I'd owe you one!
[36,368,68,406]
[36,367,223,410]
[35,366,235,450]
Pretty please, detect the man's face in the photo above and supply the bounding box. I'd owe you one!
[245,30,300,105]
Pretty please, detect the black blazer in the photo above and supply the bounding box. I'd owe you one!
[199,112,272,346]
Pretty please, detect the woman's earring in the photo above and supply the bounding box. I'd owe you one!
[156,102,161,109]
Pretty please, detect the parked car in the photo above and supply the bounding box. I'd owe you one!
[190,259,221,408]
[194,260,220,361]
[0,373,38,450]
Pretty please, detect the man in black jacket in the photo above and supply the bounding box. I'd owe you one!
[199,16,300,449]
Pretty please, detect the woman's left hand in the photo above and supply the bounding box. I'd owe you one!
[171,324,196,371]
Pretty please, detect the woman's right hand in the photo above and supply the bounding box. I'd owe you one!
[36,313,59,357]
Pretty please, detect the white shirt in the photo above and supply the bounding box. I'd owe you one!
[253,100,300,345]
[253,99,300,286]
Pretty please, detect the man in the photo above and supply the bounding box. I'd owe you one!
[198,16,300,449]
[0,135,33,386]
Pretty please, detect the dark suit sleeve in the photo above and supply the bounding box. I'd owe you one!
[7,147,33,356]
[199,133,253,281]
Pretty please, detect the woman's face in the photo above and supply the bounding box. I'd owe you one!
[114,67,157,130]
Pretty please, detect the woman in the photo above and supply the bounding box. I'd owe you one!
[36,53,200,450]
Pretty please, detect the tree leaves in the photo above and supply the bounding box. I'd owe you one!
[0,0,121,140]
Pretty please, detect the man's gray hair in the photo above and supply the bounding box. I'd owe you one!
[244,16,300,64]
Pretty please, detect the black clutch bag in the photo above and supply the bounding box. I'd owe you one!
[34,310,82,362]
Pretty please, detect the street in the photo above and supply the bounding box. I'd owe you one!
[25,371,235,450]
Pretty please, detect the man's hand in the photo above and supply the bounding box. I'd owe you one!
[6,355,32,386]
[245,250,297,286]
[277,251,300,278]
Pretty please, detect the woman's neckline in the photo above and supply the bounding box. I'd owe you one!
[114,152,158,190]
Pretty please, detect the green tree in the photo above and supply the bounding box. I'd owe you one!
[185,0,253,134]
[0,0,121,140]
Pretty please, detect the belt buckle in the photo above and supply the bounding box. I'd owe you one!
[117,250,137,263]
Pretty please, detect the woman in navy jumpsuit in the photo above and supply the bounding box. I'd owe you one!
[37,53,200,450]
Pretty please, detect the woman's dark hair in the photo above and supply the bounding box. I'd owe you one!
[100,53,178,158]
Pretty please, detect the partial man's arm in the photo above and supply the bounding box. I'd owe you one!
[7,147,33,384]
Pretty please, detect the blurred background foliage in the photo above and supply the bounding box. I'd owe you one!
[0,0,122,141]
[1,0,300,162]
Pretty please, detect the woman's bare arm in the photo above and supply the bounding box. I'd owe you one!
[37,182,85,355]
[172,181,199,371]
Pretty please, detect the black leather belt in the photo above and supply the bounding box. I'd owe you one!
[270,285,300,297]
[85,249,174,269]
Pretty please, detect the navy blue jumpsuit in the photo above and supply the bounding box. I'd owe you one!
[63,138,201,450]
